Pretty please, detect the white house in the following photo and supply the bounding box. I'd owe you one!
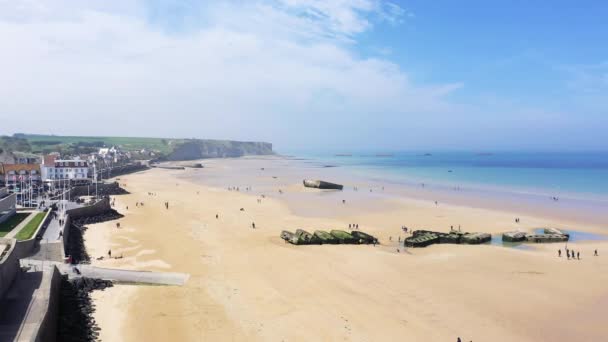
[41,155,90,184]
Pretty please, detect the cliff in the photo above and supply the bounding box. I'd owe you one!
[166,140,273,161]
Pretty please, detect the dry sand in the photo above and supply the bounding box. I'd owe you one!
[85,157,608,341]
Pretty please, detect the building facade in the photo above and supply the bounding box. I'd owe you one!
[41,157,90,184]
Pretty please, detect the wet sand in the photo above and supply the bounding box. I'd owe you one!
[86,156,608,341]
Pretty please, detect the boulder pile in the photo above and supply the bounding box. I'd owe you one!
[57,276,113,342]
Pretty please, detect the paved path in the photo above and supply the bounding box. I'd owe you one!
[41,200,82,242]
[21,259,189,286]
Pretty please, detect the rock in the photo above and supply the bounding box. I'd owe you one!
[57,275,113,342]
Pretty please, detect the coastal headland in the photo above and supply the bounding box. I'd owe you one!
[87,156,608,341]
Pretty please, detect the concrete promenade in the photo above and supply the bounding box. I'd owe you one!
[0,265,59,342]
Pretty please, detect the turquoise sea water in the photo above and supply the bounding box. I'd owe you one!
[283,151,608,200]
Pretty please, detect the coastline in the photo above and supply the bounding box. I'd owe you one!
[86,156,608,341]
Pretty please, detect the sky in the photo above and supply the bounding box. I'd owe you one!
[0,0,607,152]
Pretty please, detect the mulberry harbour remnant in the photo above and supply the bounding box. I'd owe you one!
[502,228,569,244]
[303,179,344,190]
[404,230,491,248]
[281,229,377,245]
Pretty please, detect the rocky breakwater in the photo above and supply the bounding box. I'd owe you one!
[57,276,113,342]
[67,210,123,264]
[71,182,130,198]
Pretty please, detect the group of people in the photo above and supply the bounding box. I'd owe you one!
[349,223,360,229]
[228,186,252,192]
[164,201,169,210]
[135,201,145,207]
[515,217,521,223]
[558,248,599,259]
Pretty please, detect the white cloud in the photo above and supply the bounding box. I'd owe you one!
[0,0,462,150]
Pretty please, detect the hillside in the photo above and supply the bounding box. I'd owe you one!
[1,134,273,160]
[166,140,273,161]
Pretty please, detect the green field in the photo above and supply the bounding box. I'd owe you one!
[4,134,186,155]
[15,211,46,241]
[0,213,30,237]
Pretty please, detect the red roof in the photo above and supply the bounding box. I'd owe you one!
[44,155,57,165]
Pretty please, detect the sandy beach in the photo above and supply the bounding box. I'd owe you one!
[85,156,608,341]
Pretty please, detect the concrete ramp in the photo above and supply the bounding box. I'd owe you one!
[20,259,189,286]
[59,264,189,286]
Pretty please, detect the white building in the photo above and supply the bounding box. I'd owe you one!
[41,155,90,183]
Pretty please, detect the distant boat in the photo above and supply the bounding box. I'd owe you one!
[335,154,352,157]
[421,153,432,156]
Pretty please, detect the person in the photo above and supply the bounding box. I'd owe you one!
[349,224,352,229]
[389,236,392,241]
[108,249,112,258]
[567,250,570,259]
[116,222,120,229]
[594,249,598,256]
[216,214,219,219]
[356,224,359,229]
[252,222,256,229]
[398,236,401,242]
[558,249,561,257]
[342,199,346,204]
[577,251,580,260]
[457,337,462,342]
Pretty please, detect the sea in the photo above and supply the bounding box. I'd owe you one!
[283,151,608,199]
[277,151,608,226]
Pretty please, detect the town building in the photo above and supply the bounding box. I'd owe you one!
[41,156,90,185]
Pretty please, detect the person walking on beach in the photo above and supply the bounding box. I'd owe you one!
[558,249,561,257]
[594,249,598,256]
[567,250,570,259]
[108,249,112,258]
[577,251,580,260]
[252,222,256,229]
[216,214,219,219]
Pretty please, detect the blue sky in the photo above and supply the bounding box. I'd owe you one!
[0,0,606,151]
